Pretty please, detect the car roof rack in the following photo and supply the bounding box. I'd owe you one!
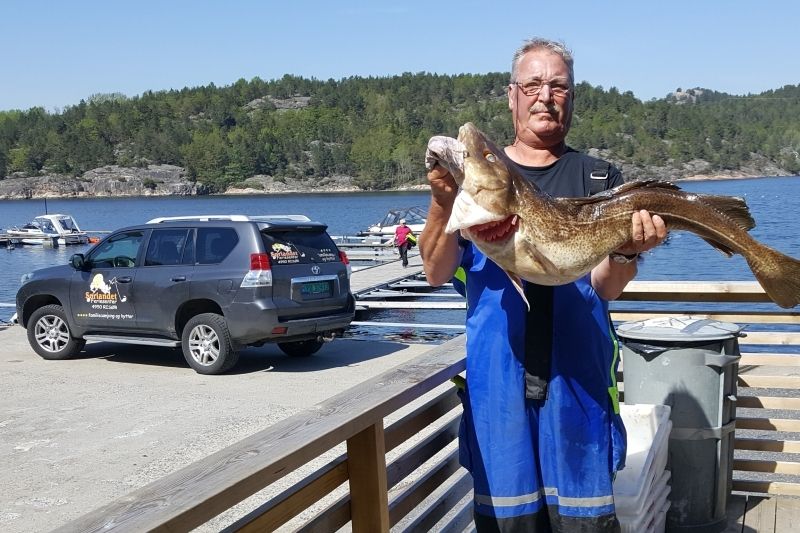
[147,214,312,224]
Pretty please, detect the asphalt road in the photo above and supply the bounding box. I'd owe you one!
[0,324,437,532]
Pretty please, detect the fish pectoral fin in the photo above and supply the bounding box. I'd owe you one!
[505,270,530,311]
[701,237,736,257]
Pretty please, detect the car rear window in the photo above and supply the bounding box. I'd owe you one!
[262,230,339,265]
[145,228,192,266]
[196,228,239,264]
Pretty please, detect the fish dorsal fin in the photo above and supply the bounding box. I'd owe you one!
[696,194,756,231]
[504,270,530,311]
[558,179,682,207]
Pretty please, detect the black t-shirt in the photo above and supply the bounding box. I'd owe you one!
[513,147,624,198]
[513,148,624,400]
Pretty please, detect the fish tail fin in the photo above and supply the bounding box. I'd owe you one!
[747,246,800,308]
[697,194,756,231]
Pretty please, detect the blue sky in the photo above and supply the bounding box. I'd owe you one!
[2,0,798,112]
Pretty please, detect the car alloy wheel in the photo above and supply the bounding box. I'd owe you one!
[181,313,239,374]
[34,313,71,353]
[26,304,85,360]
[187,324,220,366]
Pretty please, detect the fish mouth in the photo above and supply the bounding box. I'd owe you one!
[468,215,518,243]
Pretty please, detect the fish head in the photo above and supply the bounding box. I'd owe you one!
[445,123,521,246]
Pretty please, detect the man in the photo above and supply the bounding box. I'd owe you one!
[394,218,414,267]
[420,38,667,532]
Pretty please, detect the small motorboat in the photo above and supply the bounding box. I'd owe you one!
[8,214,90,245]
[359,206,427,237]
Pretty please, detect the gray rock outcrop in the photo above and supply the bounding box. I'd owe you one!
[0,165,208,199]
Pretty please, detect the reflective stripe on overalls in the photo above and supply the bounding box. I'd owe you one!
[457,244,626,531]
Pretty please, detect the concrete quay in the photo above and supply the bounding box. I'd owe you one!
[0,324,436,532]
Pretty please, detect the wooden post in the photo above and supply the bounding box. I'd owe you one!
[347,422,390,532]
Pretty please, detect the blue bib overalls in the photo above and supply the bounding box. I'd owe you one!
[455,244,627,532]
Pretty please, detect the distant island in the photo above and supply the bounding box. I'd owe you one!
[1,74,798,199]
[1,163,790,200]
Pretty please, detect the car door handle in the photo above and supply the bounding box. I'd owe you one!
[171,276,187,282]
[117,276,133,283]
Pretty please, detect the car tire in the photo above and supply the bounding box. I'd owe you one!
[27,304,86,360]
[278,339,324,357]
[181,313,239,374]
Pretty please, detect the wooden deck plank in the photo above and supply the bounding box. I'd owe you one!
[738,375,800,389]
[737,396,800,410]
[610,310,800,324]
[744,496,776,533]
[736,418,800,432]
[733,459,800,476]
[619,280,770,302]
[723,494,747,533]
[775,497,800,533]
[739,354,800,366]
[733,481,800,497]
[735,438,800,454]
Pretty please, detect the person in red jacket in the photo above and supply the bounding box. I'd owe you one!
[394,219,414,267]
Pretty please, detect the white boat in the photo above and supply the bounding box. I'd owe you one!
[358,206,427,237]
[8,214,89,245]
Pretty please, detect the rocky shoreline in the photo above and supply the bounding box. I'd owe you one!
[0,160,795,200]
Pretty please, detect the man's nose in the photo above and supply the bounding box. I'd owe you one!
[537,84,553,103]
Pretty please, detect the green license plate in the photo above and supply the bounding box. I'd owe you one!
[301,281,331,298]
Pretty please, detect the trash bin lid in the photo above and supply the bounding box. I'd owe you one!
[616,316,742,342]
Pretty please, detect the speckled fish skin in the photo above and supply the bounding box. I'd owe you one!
[445,122,800,308]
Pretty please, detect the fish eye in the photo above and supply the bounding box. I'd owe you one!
[483,151,497,163]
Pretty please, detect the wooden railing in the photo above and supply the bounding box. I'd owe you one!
[57,281,799,532]
[55,337,468,532]
[614,281,800,499]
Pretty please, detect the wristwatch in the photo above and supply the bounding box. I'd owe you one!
[609,252,639,264]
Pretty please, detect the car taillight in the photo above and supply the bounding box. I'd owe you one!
[250,253,271,270]
[339,250,351,278]
[241,252,273,288]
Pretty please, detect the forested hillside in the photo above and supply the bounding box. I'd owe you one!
[0,73,798,193]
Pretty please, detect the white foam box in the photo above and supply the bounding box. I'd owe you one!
[619,469,671,533]
[613,403,672,518]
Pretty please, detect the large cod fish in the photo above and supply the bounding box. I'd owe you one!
[440,122,800,309]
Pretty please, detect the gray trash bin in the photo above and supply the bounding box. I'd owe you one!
[616,316,742,533]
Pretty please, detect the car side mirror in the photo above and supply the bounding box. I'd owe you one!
[70,253,86,270]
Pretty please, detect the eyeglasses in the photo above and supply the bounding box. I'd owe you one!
[513,79,571,98]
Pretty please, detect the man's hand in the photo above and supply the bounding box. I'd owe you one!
[427,164,459,206]
[614,210,668,256]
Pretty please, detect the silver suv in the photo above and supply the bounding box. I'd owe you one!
[15,215,355,374]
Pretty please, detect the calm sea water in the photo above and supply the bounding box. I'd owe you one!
[2,177,799,324]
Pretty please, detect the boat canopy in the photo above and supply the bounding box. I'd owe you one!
[374,206,427,228]
[32,214,83,234]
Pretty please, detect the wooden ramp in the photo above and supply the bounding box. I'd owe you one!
[350,252,424,296]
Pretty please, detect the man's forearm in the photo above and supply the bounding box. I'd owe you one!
[591,257,637,301]
[420,200,462,286]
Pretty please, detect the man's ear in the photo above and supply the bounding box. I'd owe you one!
[507,85,515,112]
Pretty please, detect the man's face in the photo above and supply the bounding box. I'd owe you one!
[508,49,574,149]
